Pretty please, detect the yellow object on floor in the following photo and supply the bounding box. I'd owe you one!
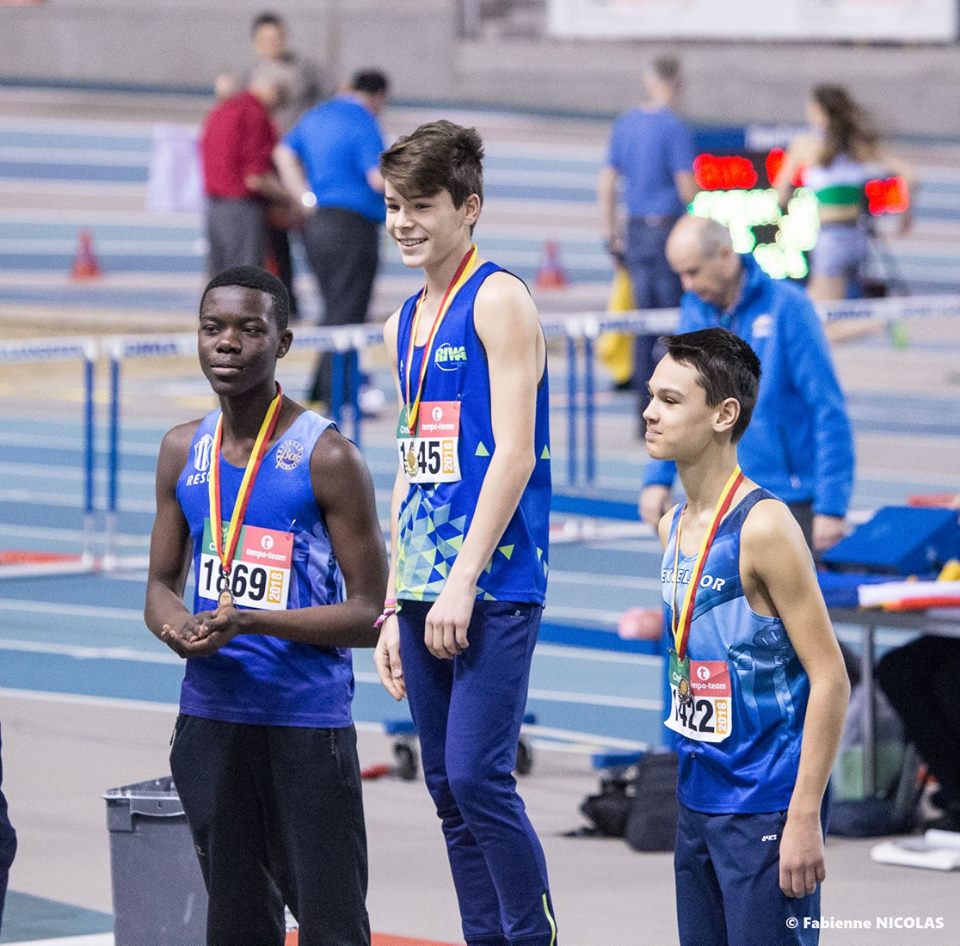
[596,267,635,387]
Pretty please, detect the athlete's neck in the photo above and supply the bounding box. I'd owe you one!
[422,239,477,301]
[677,447,740,518]
[218,381,281,444]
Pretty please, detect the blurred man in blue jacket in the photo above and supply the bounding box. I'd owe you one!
[639,215,854,552]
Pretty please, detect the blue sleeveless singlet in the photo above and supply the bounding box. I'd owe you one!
[176,408,354,727]
[661,488,811,813]
[395,261,551,604]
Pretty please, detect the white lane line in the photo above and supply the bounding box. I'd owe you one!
[0,686,177,714]
[0,146,149,165]
[0,643,653,710]
[526,687,659,710]
[0,461,156,485]
[0,523,148,548]
[548,570,660,590]
[0,598,143,620]
[0,934,114,946]
[0,489,155,512]
[535,643,661,667]
[0,639,173,663]
[523,724,647,751]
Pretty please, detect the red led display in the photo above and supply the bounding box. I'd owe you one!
[693,153,758,191]
[865,176,910,214]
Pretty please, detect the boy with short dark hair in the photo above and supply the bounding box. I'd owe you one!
[373,121,558,946]
[145,265,387,946]
[645,328,849,946]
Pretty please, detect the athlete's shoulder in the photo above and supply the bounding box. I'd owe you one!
[309,425,371,505]
[383,306,402,347]
[740,493,804,555]
[156,418,204,488]
[159,418,203,456]
[657,503,680,548]
[475,268,538,318]
[788,132,822,162]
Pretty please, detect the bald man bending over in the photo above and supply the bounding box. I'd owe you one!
[640,215,854,554]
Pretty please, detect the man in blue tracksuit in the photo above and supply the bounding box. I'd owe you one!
[639,214,854,554]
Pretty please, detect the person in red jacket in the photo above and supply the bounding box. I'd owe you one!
[200,70,294,276]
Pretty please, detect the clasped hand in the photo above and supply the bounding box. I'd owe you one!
[160,600,244,658]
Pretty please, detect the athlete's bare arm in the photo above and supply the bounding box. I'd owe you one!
[424,271,545,659]
[597,165,623,256]
[775,133,819,209]
[741,499,850,899]
[144,421,210,657]
[180,426,387,655]
[374,308,408,699]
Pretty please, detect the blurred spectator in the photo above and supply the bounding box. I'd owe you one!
[640,215,854,554]
[249,11,327,320]
[200,71,295,275]
[213,71,239,104]
[598,56,698,420]
[0,724,15,936]
[249,11,324,136]
[274,70,389,408]
[776,84,916,316]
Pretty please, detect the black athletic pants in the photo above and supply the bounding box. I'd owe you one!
[302,208,379,405]
[877,636,960,813]
[0,724,16,936]
[170,715,369,946]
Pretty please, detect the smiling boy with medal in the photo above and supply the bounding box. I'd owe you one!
[645,329,849,946]
[373,122,557,946]
[144,265,387,946]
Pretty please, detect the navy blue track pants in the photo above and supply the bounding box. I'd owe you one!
[398,600,557,946]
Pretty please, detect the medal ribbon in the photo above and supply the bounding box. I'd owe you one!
[403,244,478,434]
[671,465,744,660]
[208,384,284,579]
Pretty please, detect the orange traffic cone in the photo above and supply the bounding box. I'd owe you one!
[71,229,103,280]
[535,240,569,289]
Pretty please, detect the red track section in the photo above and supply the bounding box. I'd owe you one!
[285,933,461,946]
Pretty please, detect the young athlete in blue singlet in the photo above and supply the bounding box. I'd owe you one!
[644,329,849,946]
[145,266,387,946]
[373,121,557,946]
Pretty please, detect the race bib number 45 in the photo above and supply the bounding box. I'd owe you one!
[397,401,462,484]
[199,520,293,611]
[665,653,732,744]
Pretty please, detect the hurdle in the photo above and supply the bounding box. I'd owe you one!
[0,335,99,573]
[89,291,960,570]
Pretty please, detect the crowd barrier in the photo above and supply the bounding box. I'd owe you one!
[3,293,957,571]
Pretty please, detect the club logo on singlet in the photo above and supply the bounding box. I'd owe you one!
[185,433,214,486]
[434,342,467,371]
[193,434,213,471]
[275,439,305,471]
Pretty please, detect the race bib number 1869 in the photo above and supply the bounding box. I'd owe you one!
[199,520,293,611]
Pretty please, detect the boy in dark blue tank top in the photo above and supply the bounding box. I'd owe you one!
[374,122,557,946]
[145,266,387,946]
[644,329,849,946]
